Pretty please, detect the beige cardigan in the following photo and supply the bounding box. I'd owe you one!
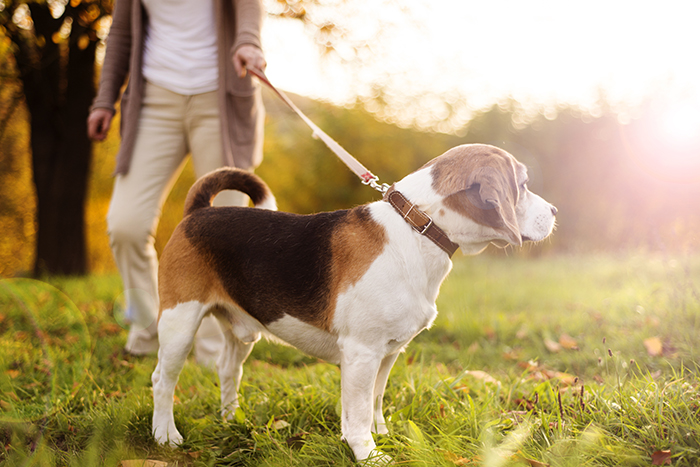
[92,0,265,175]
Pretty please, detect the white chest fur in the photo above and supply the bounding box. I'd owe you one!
[331,202,452,355]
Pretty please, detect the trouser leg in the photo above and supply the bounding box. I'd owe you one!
[185,90,250,366]
[107,82,188,355]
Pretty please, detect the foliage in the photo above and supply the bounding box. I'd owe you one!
[1,254,700,465]
[2,87,700,276]
[0,81,34,277]
[0,0,113,276]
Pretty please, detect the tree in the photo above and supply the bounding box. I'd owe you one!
[1,0,111,276]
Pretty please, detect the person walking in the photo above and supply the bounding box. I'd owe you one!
[87,0,266,366]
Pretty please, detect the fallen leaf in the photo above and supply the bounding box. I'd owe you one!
[519,455,550,467]
[5,369,19,379]
[553,371,578,387]
[558,333,579,350]
[544,339,561,353]
[517,360,539,372]
[465,370,499,384]
[644,337,664,357]
[646,316,661,327]
[286,432,308,449]
[119,460,168,467]
[651,449,672,465]
[514,398,535,411]
[454,457,473,466]
[272,419,290,430]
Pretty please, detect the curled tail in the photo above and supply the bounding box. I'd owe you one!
[183,168,277,216]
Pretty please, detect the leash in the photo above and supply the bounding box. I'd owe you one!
[246,67,390,194]
[247,67,458,257]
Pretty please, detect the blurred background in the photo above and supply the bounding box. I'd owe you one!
[1,0,699,277]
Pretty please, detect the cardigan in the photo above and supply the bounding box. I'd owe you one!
[92,0,265,175]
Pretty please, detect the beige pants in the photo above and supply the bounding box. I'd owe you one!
[107,81,248,366]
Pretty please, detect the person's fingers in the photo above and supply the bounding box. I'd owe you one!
[87,110,113,141]
[233,45,266,77]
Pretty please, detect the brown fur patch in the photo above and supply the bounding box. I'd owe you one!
[425,144,524,244]
[425,144,520,196]
[326,207,387,330]
[158,228,230,316]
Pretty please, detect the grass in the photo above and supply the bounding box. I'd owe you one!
[1,253,700,466]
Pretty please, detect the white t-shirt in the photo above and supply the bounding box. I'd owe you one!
[141,0,219,95]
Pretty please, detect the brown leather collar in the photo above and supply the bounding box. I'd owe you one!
[383,186,459,257]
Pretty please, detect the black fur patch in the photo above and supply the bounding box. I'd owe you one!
[185,169,270,216]
[183,206,360,326]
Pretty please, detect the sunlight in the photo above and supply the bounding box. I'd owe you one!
[660,102,700,147]
[262,0,700,132]
[624,98,700,184]
[651,100,700,178]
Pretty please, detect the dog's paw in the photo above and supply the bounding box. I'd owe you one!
[221,402,241,421]
[371,422,389,435]
[359,450,392,466]
[221,408,236,421]
[153,424,183,447]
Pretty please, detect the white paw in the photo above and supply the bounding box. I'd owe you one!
[349,438,392,465]
[221,403,239,421]
[359,449,392,466]
[371,422,389,435]
[153,423,183,447]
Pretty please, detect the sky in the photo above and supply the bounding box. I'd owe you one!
[261,0,700,135]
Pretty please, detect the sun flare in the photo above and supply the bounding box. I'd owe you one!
[660,102,700,147]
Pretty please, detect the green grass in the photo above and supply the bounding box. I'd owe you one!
[2,253,700,466]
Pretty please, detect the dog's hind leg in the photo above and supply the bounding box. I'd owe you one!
[152,301,206,446]
[213,310,259,420]
[371,352,399,435]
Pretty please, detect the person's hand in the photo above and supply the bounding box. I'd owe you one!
[87,108,114,141]
[233,44,266,78]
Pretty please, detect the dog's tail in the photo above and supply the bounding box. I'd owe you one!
[183,168,277,216]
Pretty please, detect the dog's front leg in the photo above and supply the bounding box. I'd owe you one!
[340,342,390,464]
[372,352,399,435]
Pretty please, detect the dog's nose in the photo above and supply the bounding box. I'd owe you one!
[551,205,558,216]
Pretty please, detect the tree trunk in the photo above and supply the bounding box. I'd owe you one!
[17,4,96,276]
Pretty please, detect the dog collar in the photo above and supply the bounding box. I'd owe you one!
[383,186,459,257]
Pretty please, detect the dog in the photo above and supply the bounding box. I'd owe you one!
[151,143,557,462]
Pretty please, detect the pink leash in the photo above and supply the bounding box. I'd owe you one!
[246,67,390,194]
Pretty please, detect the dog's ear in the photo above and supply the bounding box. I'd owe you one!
[465,166,522,247]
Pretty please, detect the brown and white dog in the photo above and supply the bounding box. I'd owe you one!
[151,144,557,462]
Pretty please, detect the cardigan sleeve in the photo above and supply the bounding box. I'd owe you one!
[91,0,134,112]
[232,0,264,53]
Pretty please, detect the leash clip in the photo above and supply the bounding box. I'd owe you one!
[361,174,391,194]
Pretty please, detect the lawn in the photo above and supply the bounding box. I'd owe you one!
[1,253,699,466]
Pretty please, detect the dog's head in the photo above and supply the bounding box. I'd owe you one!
[395,144,557,255]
